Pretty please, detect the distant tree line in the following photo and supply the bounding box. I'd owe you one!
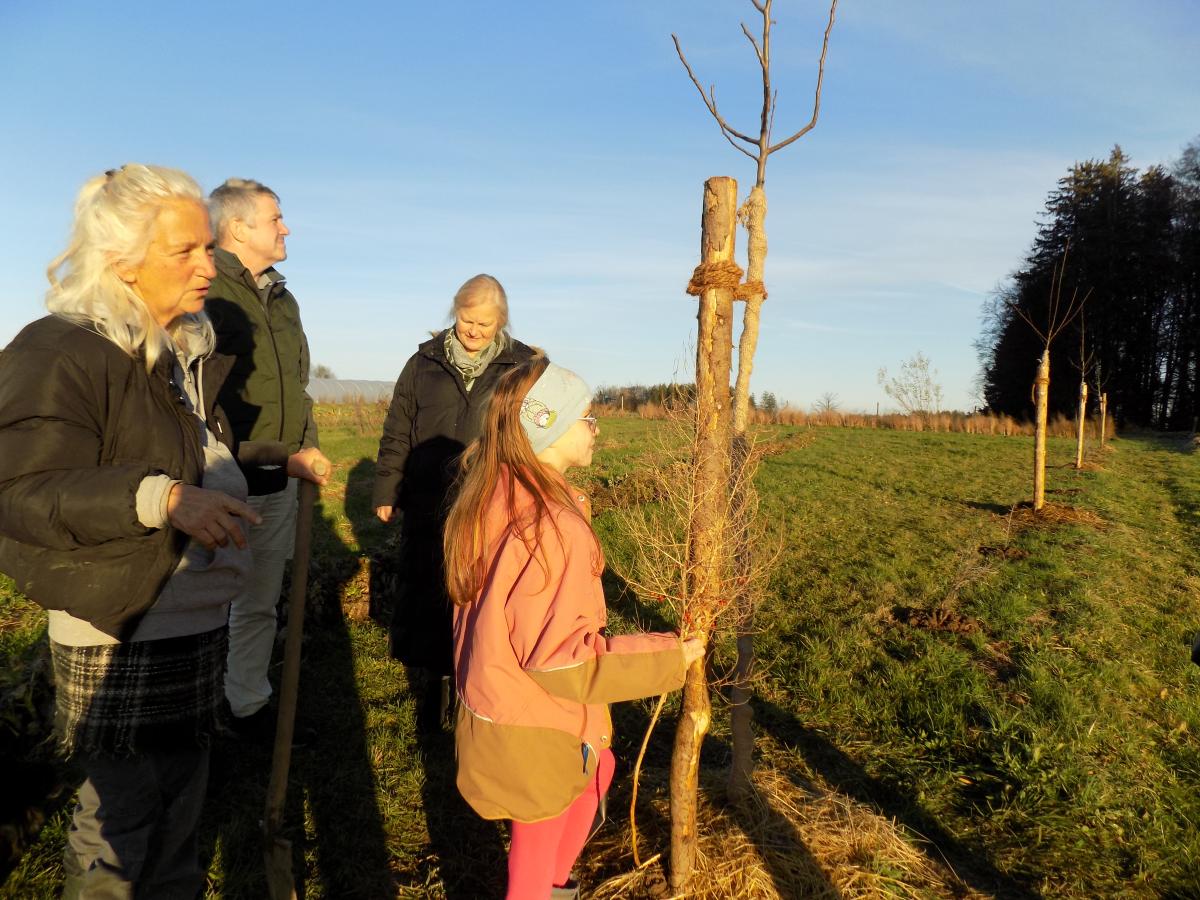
[593,383,696,410]
[977,139,1200,429]
[593,383,783,415]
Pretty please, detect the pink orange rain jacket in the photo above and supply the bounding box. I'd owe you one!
[453,470,687,823]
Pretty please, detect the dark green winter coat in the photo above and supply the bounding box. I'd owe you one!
[0,316,284,639]
[206,248,317,494]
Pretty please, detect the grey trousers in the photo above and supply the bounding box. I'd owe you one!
[226,478,298,718]
[61,745,209,900]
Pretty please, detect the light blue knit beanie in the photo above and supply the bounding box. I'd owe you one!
[520,363,591,454]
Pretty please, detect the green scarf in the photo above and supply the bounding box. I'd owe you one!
[444,329,500,392]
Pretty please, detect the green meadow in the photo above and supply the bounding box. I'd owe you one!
[3,414,1199,898]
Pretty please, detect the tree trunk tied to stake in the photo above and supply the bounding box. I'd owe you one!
[673,0,838,819]
[1033,350,1050,511]
[1008,247,1088,514]
[1100,392,1109,447]
[1075,379,1088,469]
[671,176,737,893]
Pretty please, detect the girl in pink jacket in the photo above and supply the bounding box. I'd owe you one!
[444,357,704,899]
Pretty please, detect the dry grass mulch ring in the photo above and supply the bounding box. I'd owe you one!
[1010,502,1107,529]
[583,764,985,899]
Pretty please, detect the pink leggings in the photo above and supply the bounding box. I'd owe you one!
[506,748,616,899]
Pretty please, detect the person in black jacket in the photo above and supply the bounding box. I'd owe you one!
[374,274,535,729]
[0,165,323,898]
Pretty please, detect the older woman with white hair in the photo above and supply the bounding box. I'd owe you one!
[373,274,536,730]
[0,164,323,897]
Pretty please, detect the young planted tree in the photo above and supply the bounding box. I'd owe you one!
[670,0,838,887]
[1091,348,1112,449]
[1009,251,1088,510]
[1075,380,1089,467]
[1099,389,1110,447]
[1072,317,1097,468]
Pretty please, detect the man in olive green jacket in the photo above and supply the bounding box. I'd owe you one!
[205,178,330,733]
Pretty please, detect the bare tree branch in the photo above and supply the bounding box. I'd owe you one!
[672,34,760,148]
[767,89,778,150]
[740,22,765,67]
[766,0,838,155]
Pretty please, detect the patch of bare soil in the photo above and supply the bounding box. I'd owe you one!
[888,605,981,635]
[1011,502,1106,529]
[755,430,817,459]
[976,640,1020,683]
[589,466,684,514]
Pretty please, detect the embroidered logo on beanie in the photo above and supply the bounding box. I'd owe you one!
[521,398,557,430]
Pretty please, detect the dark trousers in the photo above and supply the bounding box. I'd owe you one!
[61,745,209,900]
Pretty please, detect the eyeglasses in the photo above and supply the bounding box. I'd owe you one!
[579,416,598,433]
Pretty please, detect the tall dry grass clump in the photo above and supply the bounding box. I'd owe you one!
[594,399,1118,440]
[313,399,388,435]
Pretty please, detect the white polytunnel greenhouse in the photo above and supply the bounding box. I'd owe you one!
[308,378,394,403]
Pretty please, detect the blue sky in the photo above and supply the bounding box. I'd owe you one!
[1,0,1197,411]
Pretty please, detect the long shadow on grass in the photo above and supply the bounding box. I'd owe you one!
[961,499,1016,516]
[202,479,398,898]
[604,573,839,897]
[291,493,397,899]
[344,458,507,897]
[415,726,507,899]
[753,698,1042,900]
[0,622,74,889]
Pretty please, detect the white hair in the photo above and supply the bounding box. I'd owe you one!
[45,164,214,372]
[448,273,511,349]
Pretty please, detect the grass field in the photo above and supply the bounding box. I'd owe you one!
[2,415,1199,898]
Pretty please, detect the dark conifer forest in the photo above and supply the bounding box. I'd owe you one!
[978,139,1200,429]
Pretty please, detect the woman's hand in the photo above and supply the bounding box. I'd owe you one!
[166,484,263,550]
[681,637,705,666]
[287,447,332,485]
[375,505,395,523]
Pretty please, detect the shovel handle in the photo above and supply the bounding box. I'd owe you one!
[264,478,318,837]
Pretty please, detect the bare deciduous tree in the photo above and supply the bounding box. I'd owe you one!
[670,1,838,891]
[1007,249,1089,510]
[877,352,944,420]
[814,391,841,413]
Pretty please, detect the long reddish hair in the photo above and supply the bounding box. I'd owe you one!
[444,356,603,606]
